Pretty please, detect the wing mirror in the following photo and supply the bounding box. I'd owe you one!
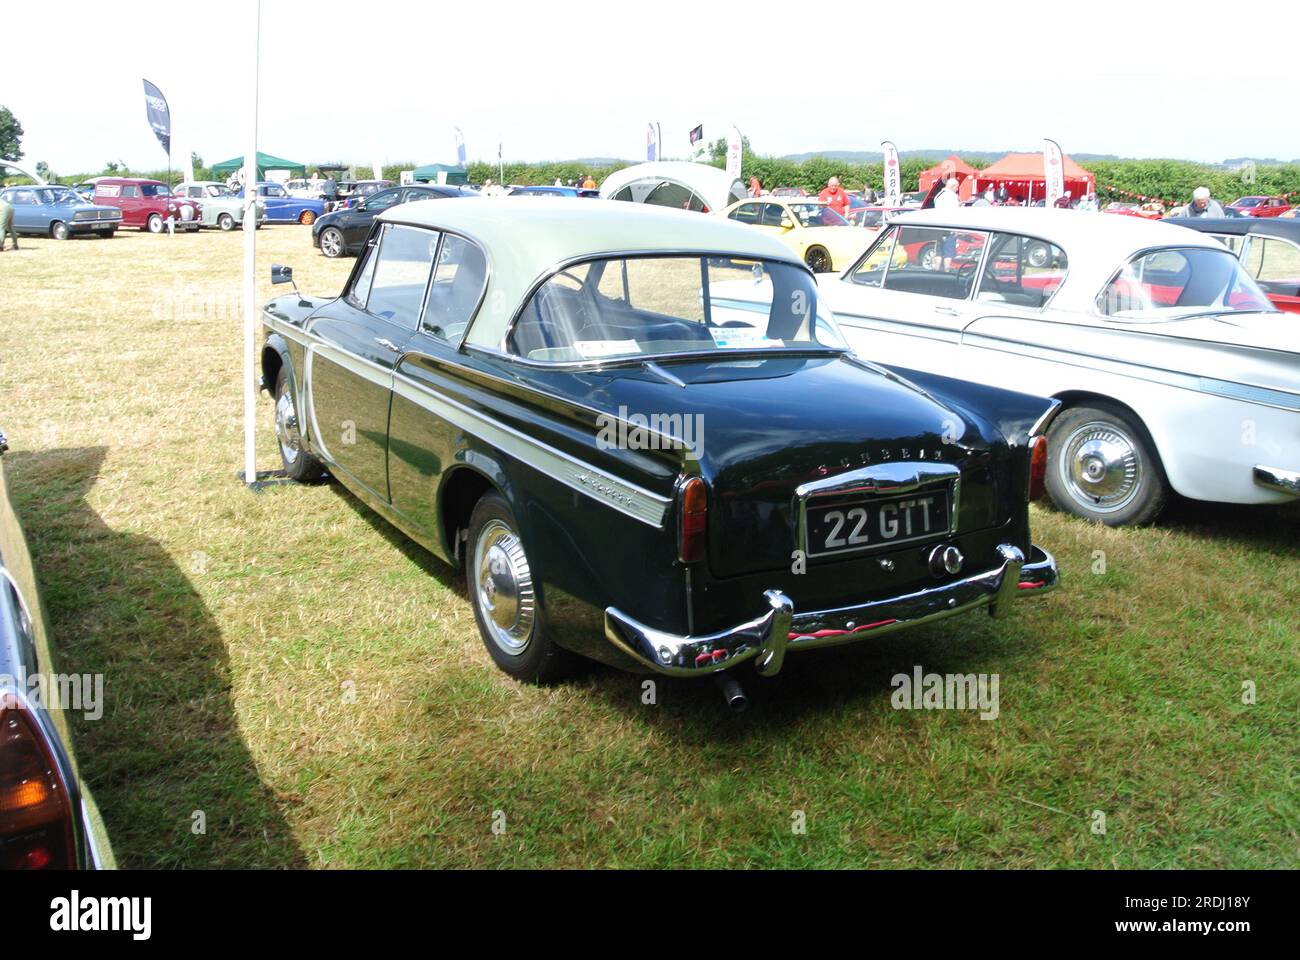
[355,197,367,211]
[271,264,294,285]
[780,216,794,229]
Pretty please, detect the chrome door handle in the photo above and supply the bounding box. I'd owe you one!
[934,306,961,317]
[375,338,401,353]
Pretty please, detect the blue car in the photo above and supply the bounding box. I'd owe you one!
[506,185,599,198]
[239,182,327,224]
[0,185,123,239]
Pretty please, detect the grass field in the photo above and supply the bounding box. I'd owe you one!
[0,226,1296,869]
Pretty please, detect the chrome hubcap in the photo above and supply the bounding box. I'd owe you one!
[274,388,301,465]
[1060,420,1140,512]
[473,519,535,656]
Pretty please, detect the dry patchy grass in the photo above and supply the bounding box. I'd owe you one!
[0,226,1296,868]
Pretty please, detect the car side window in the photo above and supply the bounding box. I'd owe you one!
[364,224,437,325]
[121,186,140,198]
[729,202,762,224]
[851,226,900,287]
[11,189,36,205]
[760,204,788,227]
[347,236,380,310]
[366,189,403,212]
[975,233,1068,309]
[1244,237,1300,282]
[422,234,488,342]
[881,226,988,301]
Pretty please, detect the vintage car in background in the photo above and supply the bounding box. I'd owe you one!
[174,181,266,231]
[283,178,328,200]
[313,183,478,257]
[1168,216,1300,314]
[600,161,748,214]
[506,185,599,198]
[239,182,326,224]
[0,185,122,239]
[1226,196,1291,218]
[848,205,915,230]
[1102,201,1165,220]
[91,178,201,233]
[259,198,1058,704]
[722,196,873,273]
[0,429,114,868]
[334,179,395,210]
[815,208,1300,526]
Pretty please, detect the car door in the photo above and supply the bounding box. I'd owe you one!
[826,223,990,369]
[305,222,437,499]
[387,232,491,537]
[7,189,41,232]
[344,188,403,247]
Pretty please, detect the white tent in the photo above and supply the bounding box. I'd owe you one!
[599,161,747,214]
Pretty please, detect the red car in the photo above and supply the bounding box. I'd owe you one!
[1227,196,1291,218]
[90,178,201,233]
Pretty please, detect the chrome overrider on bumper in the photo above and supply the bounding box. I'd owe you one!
[1253,464,1300,497]
[604,544,1059,678]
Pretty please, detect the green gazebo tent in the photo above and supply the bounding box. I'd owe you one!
[211,152,307,180]
[412,162,469,185]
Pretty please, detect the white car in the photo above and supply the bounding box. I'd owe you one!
[174,181,266,230]
[814,208,1300,525]
[283,178,327,200]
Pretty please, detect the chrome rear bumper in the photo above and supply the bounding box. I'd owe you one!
[604,543,1058,678]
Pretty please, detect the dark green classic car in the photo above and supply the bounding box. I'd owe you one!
[261,198,1059,705]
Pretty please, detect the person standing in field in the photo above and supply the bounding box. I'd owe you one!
[818,176,851,217]
[582,173,597,189]
[1185,186,1225,217]
[933,177,961,209]
[0,195,17,252]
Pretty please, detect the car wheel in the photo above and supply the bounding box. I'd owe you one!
[466,491,571,684]
[273,366,326,482]
[217,213,235,231]
[319,227,345,258]
[1026,242,1050,268]
[147,213,164,234]
[50,221,70,241]
[1045,402,1167,526]
[804,246,831,273]
[299,210,317,225]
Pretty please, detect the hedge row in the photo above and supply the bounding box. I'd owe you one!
[31,155,1300,209]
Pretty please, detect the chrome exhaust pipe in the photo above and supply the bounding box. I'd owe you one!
[714,673,748,713]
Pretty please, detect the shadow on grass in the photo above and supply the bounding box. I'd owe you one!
[7,447,306,868]
[1156,495,1300,555]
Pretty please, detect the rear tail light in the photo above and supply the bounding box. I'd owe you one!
[677,476,708,563]
[1028,435,1048,502]
[0,693,75,869]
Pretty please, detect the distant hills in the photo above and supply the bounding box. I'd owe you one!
[781,149,1122,164]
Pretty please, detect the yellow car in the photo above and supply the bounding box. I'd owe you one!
[722,197,874,273]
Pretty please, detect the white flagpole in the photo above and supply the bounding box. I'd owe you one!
[242,0,262,485]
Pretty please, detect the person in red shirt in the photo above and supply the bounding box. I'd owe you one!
[818,176,850,217]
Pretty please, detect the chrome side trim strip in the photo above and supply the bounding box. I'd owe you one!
[391,373,671,528]
[266,311,672,526]
[1253,464,1300,496]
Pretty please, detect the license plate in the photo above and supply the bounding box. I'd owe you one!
[805,490,951,557]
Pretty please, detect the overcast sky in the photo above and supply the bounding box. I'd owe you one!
[5,0,1290,176]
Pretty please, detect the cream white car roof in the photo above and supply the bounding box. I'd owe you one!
[379,196,804,348]
[881,207,1228,313]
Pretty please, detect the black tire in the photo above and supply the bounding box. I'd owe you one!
[50,221,70,241]
[465,491,571,684]
[319,226,345,258]
[804,246,831,273]
[273,366,326,482]
[217,213,235,231]
[146,213,164,234]
[1045,402,1167,526]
